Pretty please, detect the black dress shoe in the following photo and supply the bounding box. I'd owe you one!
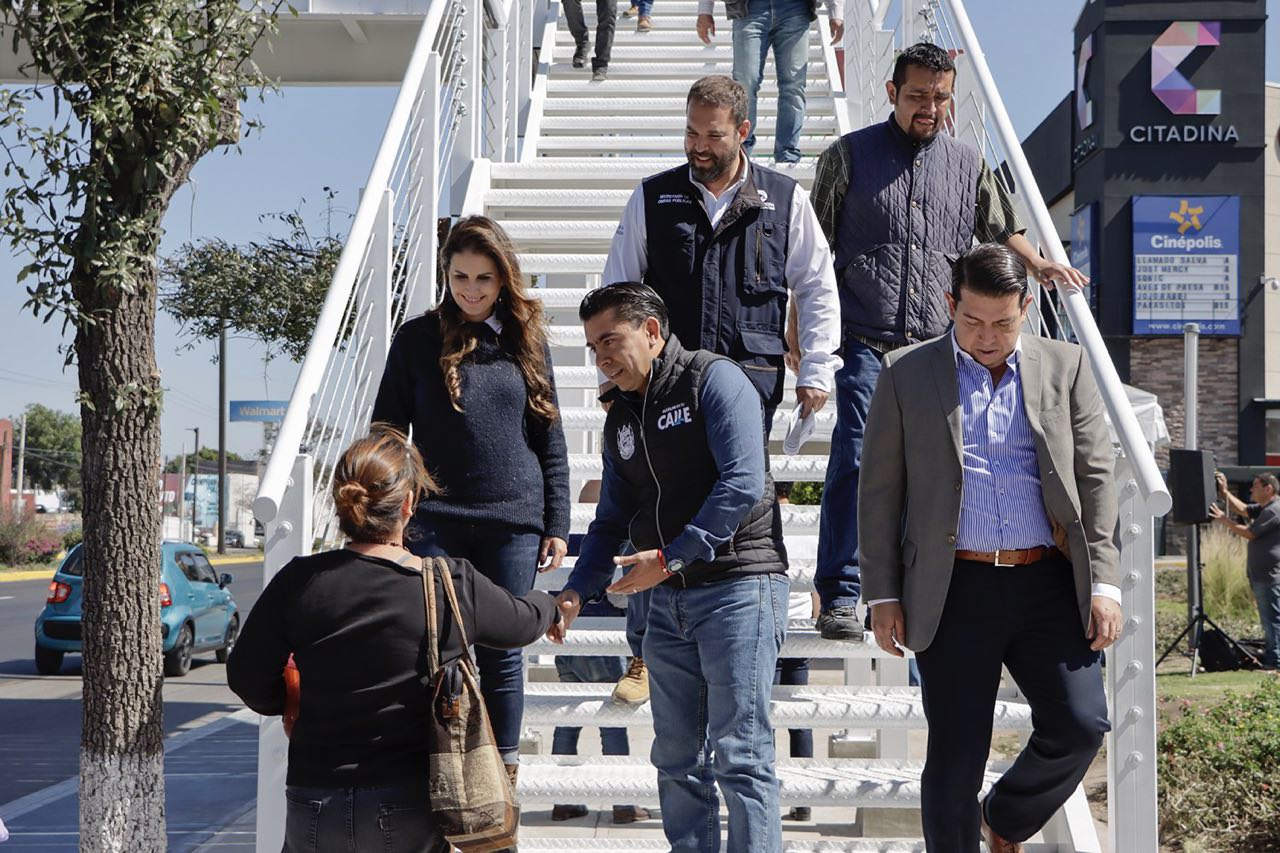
[572,42,589,68]
[551,804,589,821]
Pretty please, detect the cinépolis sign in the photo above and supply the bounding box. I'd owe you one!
[1128,21,1238,145]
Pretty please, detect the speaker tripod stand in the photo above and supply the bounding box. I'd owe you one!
[1155,524,1261,677]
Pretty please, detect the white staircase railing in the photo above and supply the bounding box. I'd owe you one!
[252,0,1171,849]
[850,2,1171,850]
[250,0,535,847]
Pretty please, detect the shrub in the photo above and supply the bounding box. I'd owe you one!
[1200,526,1255,626]
[62,528,83,550]
[0,516,63,565]
[788,482,823,505]
[1158,675,1280,849]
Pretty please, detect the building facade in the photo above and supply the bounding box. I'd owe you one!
[1022,0,1272,469]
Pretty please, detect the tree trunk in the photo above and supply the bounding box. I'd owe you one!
[75,263,166,853]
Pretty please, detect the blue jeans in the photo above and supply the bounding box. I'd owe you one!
[284,783,448,853]
[626,587,651,659]
[731,0,811,163]
[553,655,631,756]
[630,0,652,14]
[1251,579,1280,668]
[644,574,788,852]
[774,657,812,758]
[815,339,882,609]
[410,516,541,764]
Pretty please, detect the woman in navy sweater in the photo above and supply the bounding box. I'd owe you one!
[371,215,569,783]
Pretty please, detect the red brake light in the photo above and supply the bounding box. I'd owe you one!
[159,583,173,608]
[46,581,71,604]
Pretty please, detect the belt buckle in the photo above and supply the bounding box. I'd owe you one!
[993,549,1015,567]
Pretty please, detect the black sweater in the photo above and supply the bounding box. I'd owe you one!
[226,549,557,787]
[371,314,571,541]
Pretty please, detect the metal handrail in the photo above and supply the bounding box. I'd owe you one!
[253,11,447,524]
[938,0,1171,517]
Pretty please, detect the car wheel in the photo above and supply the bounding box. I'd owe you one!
[216,615,239,664]
[164,623,194,677]
[35,645,64,676]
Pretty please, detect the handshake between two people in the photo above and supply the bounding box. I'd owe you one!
[545,549,669,643]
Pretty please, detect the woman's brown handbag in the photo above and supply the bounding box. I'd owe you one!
[421,556,520,851]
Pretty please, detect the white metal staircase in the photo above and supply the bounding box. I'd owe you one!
[252,0,1172,850]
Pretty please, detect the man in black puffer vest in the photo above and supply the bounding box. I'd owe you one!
[550,283,790,852]
[603,75,840,430]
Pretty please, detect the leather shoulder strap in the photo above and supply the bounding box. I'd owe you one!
[435,557,474,657]
[419,556,441,675]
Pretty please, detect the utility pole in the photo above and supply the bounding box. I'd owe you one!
[14,415,26,518]
[176,442,186,542]
[188,426,200,543]
[217,320,228,554]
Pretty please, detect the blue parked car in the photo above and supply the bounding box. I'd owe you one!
[34,541,240,677]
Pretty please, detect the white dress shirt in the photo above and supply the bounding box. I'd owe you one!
[602,156,843,393]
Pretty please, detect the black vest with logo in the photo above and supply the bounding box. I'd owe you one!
[641,162,795,409]
[601,337,787,588]
[834,117,980,345]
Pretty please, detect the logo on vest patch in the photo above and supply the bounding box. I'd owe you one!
[657,404,693,431]
[658,193,693,205]
[617,423,636,461]
[756,189,776,211]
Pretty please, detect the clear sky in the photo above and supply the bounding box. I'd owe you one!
[1,0,1277,462]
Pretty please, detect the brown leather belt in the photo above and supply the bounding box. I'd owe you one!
[954,546,1058,567]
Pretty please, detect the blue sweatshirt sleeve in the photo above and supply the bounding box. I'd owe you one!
[663,360,767,566]
[565,451,636,602]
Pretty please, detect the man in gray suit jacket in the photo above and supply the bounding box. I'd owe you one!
[858,243,1123,853]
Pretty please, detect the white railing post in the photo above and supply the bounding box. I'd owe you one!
[365,189,395,403]
[1108,478,1160,853]
[450,0,484,207]
[255,454,314,853]
[505,0,521,161]
[406,54,443,320]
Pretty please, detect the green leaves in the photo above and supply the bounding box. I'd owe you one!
[160,199,343,363]
[0,0,286,333]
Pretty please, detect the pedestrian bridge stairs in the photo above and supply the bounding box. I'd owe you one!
[465,0,1102,848]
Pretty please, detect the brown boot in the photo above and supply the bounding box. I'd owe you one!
[504,762,519,791]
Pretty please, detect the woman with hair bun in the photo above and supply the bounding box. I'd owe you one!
[227,426,558,852]
[371,215,570,785]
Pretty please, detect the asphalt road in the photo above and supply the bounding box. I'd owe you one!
[0,559,265,848]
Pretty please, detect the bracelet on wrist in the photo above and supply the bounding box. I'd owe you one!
[657,550,673,577]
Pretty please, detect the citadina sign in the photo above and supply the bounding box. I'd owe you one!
[1132,195,1240,335]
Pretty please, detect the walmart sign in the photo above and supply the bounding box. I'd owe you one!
[230,400,288,423]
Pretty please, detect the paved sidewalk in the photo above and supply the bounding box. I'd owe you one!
[0,711,259,852]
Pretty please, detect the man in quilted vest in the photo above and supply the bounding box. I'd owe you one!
[807,42,1088,640]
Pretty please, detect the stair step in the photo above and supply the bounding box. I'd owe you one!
[572,502,818,533]
[548,62,831,81]
[519,254,609,275]
[538,114,838,134]
[568,451,830,482]
[490,158,817,189]
[533,558,822,593]
[529,628,897,659]
[487,188,630,220]
[541,95,838,115]
[547,78,825,96]
[521,684,1031,730]
[503,219,620,251]
[555,27,826,46]
[521,842,1060,853]
[553,44,828,61]
[517,756,1004,806]
[536,135,832,155]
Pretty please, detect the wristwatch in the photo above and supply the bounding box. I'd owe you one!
[666,558,685,575]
